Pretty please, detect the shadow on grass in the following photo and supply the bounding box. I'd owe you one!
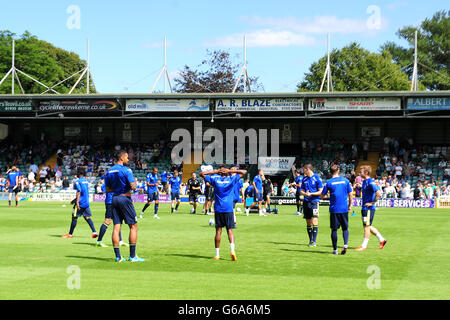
[166,253,213,260]
[50,235,65,238]
[279,248,332,255]
[269,241,342,249]
[66,255,111,262]
[72,242,96,247]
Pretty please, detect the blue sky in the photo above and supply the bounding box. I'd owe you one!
[0,0,447,93]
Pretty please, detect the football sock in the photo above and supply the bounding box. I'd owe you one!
[307,226,313,242]
[119,231,122,242]
[230,243,235,254]
[154,203,159,215]
[16,201,18,206]
[85,218,96,233]
[342,229,349,247]
[312,225,319,242]
[113,246,121,259]
[8,201,11,206]
[175,203,179,210]
[69,219,77,235]
[215,248,220,257]
[331,229,338,251]
[129,243,136,258]
[97,223,109,242]
[141,203,150,213]
[297,204,300,212]
[362,238,369,248]
[375,232,385,242]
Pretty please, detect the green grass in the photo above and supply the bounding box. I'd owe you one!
[1,201,449,300]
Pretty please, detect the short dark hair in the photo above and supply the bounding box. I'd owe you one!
[114,150,127,161]
[77,168,86,177]
[330,164,339,175]
[218,164,228,169]
[302,163,313,170]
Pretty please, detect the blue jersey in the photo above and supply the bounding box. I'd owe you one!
[101,183,113,204]
[301,174,323,202]
[233,177,244,202]
[253,175,263,193]
[7,171,21,187]
[161,172,170,183]
[362,177,380,210]
[105,164,135,196]
[244,185,255,197]
[74,177,90,208]
[205,174,241,213]
[294,175,302,193]
[146,173,159,193]
[322,177,352,213]
[169,176,182,194]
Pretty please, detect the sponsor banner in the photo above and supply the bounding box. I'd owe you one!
[216,98,304,111]
[352,198,435,208]
[309,97,401,111]
[39,100,120,112]
[0,99,33,112]
[125,99,210,112]
[407,97,450,110]
[258,157,296,175]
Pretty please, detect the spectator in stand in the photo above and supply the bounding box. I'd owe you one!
[400,182,411,199]
[62,176,70,190]
[384,183,396,199]
[39,167,48,184]
[394,163,403,180]
[438,158,447,169]
[413,183,422,200]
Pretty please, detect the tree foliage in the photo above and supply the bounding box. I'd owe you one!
[0,30,96,94]
[174,50,263,93]
[381,10,449,90]
[297,42,411,92]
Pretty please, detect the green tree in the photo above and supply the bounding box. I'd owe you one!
[0,30,96,94]
[381,10,449,90]
[174,50,263,93]
[298,42,411,92]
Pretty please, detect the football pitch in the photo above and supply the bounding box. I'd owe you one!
[1,201,449,300]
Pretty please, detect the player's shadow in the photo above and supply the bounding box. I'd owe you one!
[279,248,331,255]
[66,255,111,262]
[166,253,212,260]
[269,241,336,249]
[72,242,96,247]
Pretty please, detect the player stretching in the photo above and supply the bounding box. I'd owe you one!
[203,181,214,215]
[62,169,98,239]
[355,166,387,251]
[187,172,201,214]
[140,167,160,219]
[321,165,353,255]
[7,166,21,207]
[290,169,302,215]
[169,170,182,213]
[244,184,256,216]
[105,150,145,262]
[96,176,128,247]
[200,165,247,261]
[300,163,323,247]
[252,170,266,216]
[231,166,244,224]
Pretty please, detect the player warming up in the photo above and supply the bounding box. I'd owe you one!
[355,166,387,251]
[290,169,303,215]
[140,167,160,219]
[200,165,247,261]
[169,170,182,213]
[96,174,128,247]
[105,150,145,262]
[187,172,202,214]
[321,165,353,255]
[300,163,323,247]
[6,166,22,207]
[62,168,98,239]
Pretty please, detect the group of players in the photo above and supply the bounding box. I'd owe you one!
[6,150,387,261]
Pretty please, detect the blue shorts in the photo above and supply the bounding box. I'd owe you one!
[330,212,349,230]
[105,203,113,220]
[74,207,92,218]
[8,186,19,194]
[254,191,263,202]
[147,191,159,202]
[303,201,319,219]
[361,209,376,226]
[112,195,138,225]
[214,212,235,229]
[171,192,180,200]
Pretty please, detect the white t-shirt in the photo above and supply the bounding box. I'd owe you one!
[395,166,403,176]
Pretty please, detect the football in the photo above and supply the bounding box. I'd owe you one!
[208,218,215,226]
[190,208,195,214]
[236,207,242,212]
